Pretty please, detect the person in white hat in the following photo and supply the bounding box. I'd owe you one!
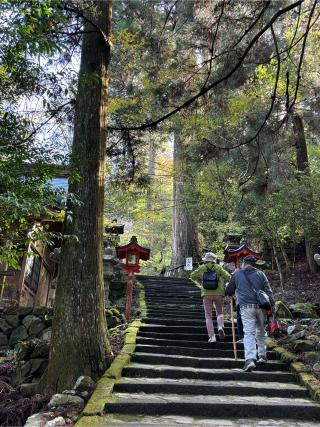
[190,252,230,342]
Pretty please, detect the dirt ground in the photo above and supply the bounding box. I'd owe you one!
[267,261,320,306]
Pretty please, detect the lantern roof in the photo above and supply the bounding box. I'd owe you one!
[116,236,150,261]
[224,243,262,263]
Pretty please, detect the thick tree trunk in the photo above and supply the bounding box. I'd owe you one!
[292,113,317,273]
[41,1,112,393]
[171,131,199,267]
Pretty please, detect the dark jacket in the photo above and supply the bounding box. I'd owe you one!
[225,266,274,308]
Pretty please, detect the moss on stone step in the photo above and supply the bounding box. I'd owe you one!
[273,346,298,363]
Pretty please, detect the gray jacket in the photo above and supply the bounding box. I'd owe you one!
[225,266,274,308]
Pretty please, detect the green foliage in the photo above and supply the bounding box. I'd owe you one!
[0,0,71,267]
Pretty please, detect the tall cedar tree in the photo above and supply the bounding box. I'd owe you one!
[42,1,112,393]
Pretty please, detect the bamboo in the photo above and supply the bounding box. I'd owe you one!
[230,297,237,360]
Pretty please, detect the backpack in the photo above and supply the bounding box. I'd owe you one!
[202,268,219,290]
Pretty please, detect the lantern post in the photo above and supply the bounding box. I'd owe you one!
[116,236,150,321]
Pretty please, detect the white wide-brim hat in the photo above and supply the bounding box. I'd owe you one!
[202,252,217,262]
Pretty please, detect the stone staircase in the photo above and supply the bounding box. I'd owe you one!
[103,275,320,425]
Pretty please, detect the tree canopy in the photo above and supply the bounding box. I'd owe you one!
[1,0,320,390]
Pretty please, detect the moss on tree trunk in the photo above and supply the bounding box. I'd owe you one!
[41,1,113,393]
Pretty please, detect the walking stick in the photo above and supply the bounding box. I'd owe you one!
[230,297,238,360]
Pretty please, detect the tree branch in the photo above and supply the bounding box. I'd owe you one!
[108,0,303,132]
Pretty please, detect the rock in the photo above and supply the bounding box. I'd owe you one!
[73,375,95,393]
[287,324,304,335]
[0,319,13,335]
[304,351,320,364]
[40,328,52,342]
[313,362,320,372]
[48,394,85,409]
[24,413,49,427]
[44,416,66,427]
[285,329,307,342]
[20,360,32,378]
[30,341,50,358]
[275,301,293,319]
[23,315,46,336]
[29,320,46,336]
[30,358,48,376]
[9,325,28,346]
[5,315,20,328]
[17,307,33,319]
[110,308,121,317]
[62,389,77,395]
[308,335,320,344]
[106,316,117,328]
[20,382,39,397]
[23,315,40,329]
[293,339,316,352]
[289,303,318,319]
[15,340,35,361]
[80,391,89,399]
[32,307,48,318]
[0,332,8,347]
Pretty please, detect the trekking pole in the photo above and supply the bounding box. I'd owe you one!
[230,297,238,360]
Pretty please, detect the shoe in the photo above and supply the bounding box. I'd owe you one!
[236,338,244,344]
[256,356,267,364]
[242,359,256,372]
[218,327,225,339]
[208,335,216,343]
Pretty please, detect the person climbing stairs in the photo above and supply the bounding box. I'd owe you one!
[84,275,320,426]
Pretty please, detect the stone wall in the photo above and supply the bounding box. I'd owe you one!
[0,305,52,350]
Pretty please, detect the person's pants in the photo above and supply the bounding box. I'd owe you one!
[237,304,244,340]
[240,305,267,361]
[203,295,224,337]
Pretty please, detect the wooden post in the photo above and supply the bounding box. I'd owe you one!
[230,297,237,360]
[125,271,134,321]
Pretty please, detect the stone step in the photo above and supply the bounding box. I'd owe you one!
[142,317,235,327]
[145,310,206,317]
[83,414,320,426]
[146,304,203,310]
[137,331,234,341]
[147,307,206,320]
[136,336,243,349]
[144,290,199,295]
[135,344,277,359]
[145,299,202,305]
[143,286,195,291]
[146,305,203,311]
[142,281,193,286]
[138,275,190,282]
[132,353,287,371]
[139,325,235,334]
[103,393,320,420]
[146,311,206,319]
[123,363,297,383]
[145,292,202,304]
[144,289,199,294]
[114,377,308,398]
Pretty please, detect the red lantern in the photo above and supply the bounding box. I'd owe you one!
[116,236,150,320]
